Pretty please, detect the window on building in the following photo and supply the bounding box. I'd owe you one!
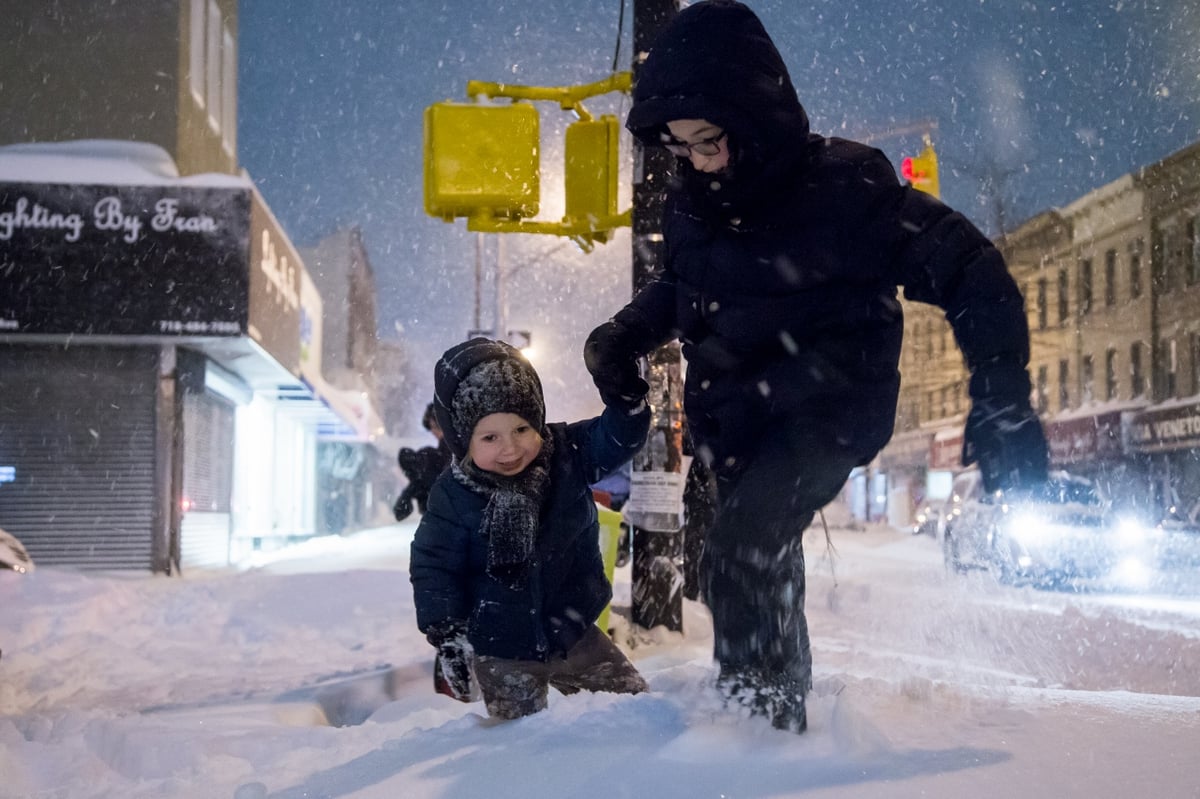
[925,319,933,359]
[1104,248,1117,306]
[1152,229,1168,295]
[1036,365,1049,414]
[205,0,221,130]
[1036,278,1048,330]
[189,0,205,104]
[1190,333,1200,397]
[1079,258,1093,315]
[1131,342,1144,397]
[1105,348,1118,401]
[1059,359,1070,411]
[222,27,237,154]
[1082,354,1094,404]
[1166,339,1178,398]
[1188,216,1200,287]
[1129,239,1143,299]
[1057,269,1070,324]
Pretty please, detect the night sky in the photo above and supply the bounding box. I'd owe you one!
[238,0,1199,429]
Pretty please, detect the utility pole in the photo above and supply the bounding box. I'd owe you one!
[627,0,684,633]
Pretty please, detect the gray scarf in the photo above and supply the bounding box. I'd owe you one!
[452,434,555,590]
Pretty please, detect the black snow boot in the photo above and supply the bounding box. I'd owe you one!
[717,666,808,733]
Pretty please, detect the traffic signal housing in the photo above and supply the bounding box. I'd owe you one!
[564,115,621,245]
[423,102,540,221]
[901,142,940,199]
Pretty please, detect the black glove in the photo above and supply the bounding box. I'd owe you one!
[426,619,477,701]
[393,493,414,522]
[962,396,1049,494]
[584,320,650,410]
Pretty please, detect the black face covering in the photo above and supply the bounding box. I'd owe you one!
[676,132,800,223]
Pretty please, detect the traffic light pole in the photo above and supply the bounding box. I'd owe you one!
[629,0,683,633]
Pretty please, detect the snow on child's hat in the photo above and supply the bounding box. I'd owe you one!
[433,337,546,460]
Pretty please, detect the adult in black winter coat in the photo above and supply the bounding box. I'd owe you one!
[411,338,649,720]
[584,0,1048,733]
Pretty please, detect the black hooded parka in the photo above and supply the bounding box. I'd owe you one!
[615,0,1033,470]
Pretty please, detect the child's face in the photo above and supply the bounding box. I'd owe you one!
[467,412,544,477]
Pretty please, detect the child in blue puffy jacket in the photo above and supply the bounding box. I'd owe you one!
[410,337,649,720]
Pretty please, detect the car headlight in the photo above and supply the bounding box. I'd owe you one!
[1114,516,1159,549]
[1004,510,1049,543]
[1115,517,1144,546]
[1110,555,1153,588]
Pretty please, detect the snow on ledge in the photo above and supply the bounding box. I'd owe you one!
[0,139,251,188]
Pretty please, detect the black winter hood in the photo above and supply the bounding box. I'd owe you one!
[626,1,810,166]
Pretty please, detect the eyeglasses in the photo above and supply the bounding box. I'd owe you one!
[661,130,727,157]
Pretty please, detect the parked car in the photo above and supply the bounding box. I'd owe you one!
[0,527,35,574]
[912,500,946,539]
[941,469,1156,587]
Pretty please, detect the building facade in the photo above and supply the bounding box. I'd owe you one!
[0,2,386,571]
[299,227,393,533]
[874,139,1200,527]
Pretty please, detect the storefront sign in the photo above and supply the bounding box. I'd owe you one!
[249,189,302,374]
[929,428,964,471]
[0,181,250,336]
[1045,410,1125,464]
[1127,400,1200,453]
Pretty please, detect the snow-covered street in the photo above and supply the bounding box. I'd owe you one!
[2,521,1199,799]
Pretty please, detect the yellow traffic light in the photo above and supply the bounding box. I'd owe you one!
[423,102,540,221]
[423,74,632,250]
[564,115,620,242]
[901,141,940,199]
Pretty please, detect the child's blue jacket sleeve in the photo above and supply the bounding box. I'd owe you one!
[568,401,650,484]
[409,479,474,634]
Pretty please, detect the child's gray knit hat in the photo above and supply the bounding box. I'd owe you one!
[433,337,546,460]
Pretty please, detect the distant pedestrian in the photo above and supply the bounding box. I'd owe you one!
[410,338,650,719]
[393,403,451,522]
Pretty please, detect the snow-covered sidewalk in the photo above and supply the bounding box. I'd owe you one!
[2,522,1199,798]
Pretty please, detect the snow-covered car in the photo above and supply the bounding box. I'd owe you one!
[0,526,35,574]
[941,469,1156,587]
[1154,498,1200,570]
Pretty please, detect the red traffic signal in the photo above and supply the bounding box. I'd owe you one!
[900,143,940,198]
